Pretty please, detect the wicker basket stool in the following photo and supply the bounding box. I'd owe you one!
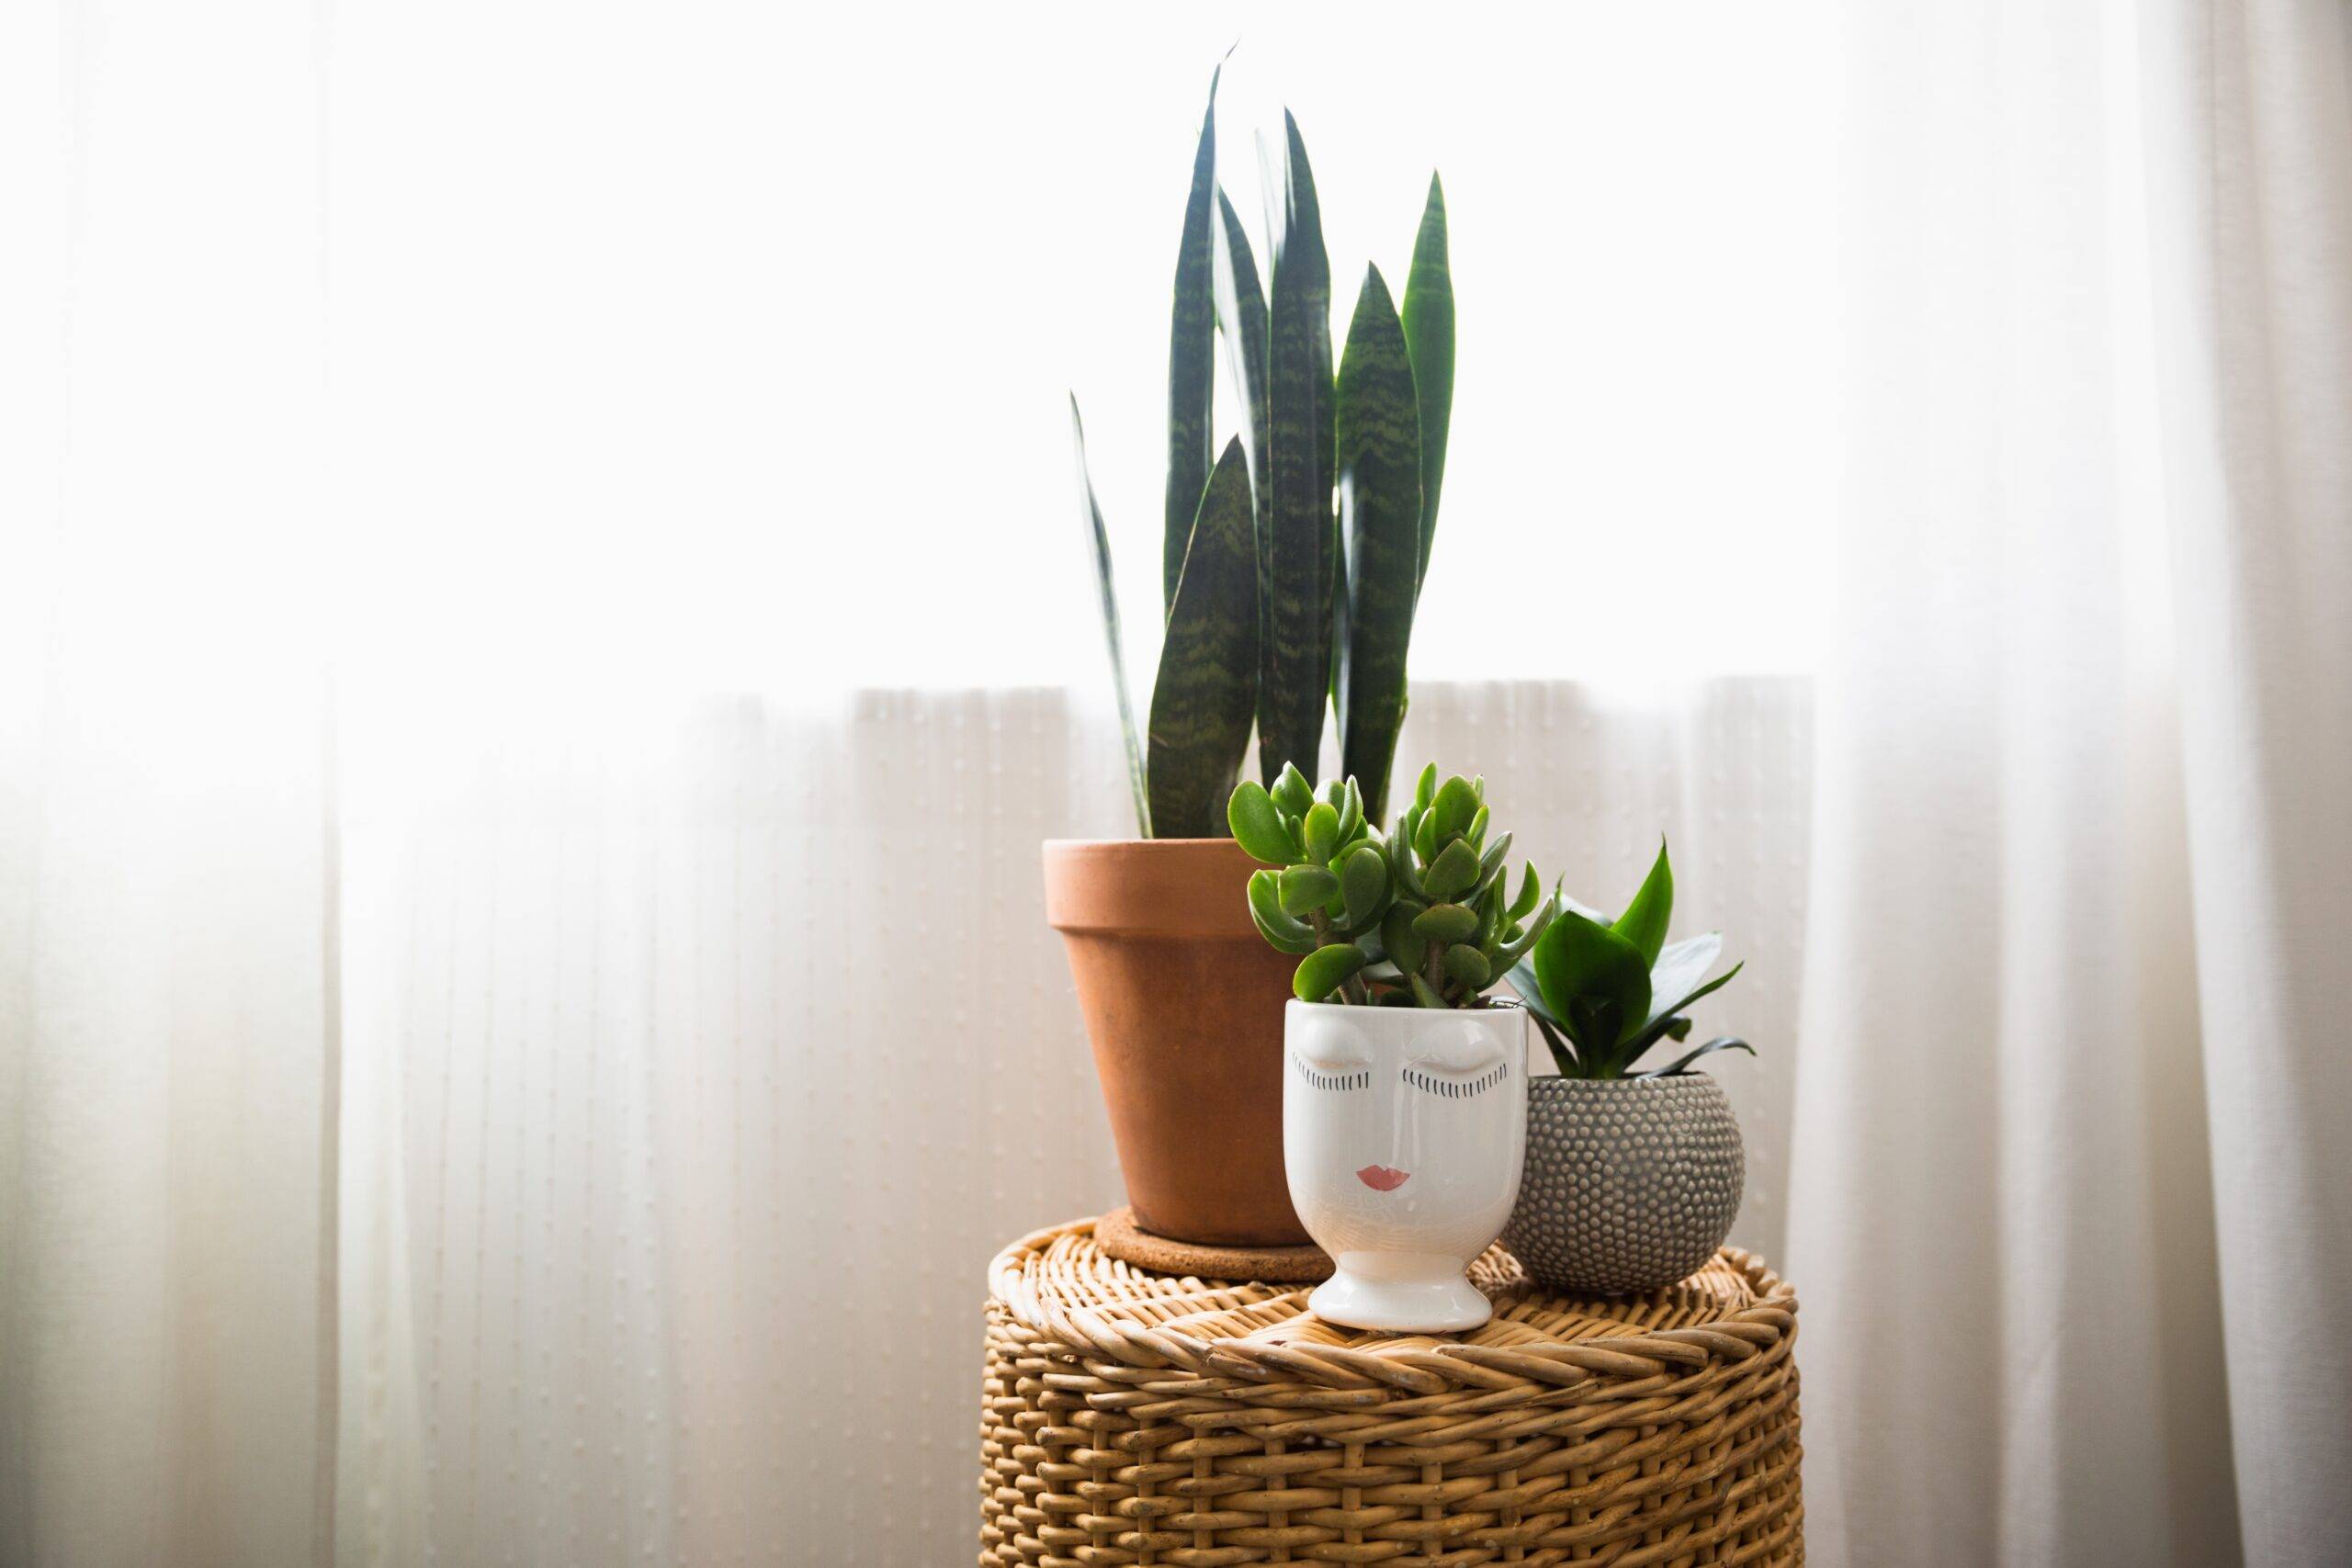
[980,1217,1801,1566]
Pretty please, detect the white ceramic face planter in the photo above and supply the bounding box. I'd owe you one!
[1283,998,1527,1333]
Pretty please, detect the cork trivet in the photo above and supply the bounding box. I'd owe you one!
[1092,1204,1335,1284]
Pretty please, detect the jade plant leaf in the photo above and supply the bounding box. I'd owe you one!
[1147,438,1259,837]
[1400,172,1453,595]
[1295,942,1367,1002]
[1255,110,1333,789]
[1613,840,1674,966]
[1226,780,1296,864]
[1069,396,1148,836]
[1164,64,1222,614]
[1333,265,1423,827]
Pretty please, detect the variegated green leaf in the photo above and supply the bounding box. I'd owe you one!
[1147,438,1259,837]
[1069,396,1148,836]
[1333,265,1422,825]
[1211,188,1271,552]
[1164,65,1222,614]
[1401,172,1453,596]
[1256,109,1333,788]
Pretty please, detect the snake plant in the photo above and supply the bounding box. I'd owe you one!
[1070,63,1455,838]
[1505,842,1756,1078]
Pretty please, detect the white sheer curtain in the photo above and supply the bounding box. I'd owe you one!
[331,681,1810,1565]
[1786,1,2351,1564]
[4,1,2348,1565]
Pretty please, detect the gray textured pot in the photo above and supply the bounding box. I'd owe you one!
[1501,1074,1744,1295]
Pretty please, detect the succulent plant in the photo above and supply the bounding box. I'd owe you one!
[1071,62,1456,839]
[1229,764,1390,1004]
[1506,843,1755,1078]
[1231,764,1555,1009]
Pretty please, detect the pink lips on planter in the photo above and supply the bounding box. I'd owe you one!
[1356,1165,1410,1192]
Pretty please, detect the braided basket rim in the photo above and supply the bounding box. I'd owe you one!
[988,1215,1797,1398]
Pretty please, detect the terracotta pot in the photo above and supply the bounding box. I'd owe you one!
[1043,838,1309,1247]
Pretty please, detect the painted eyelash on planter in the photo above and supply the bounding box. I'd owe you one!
[1291,1055,1370,1092]
[1402,1062,1510,1099]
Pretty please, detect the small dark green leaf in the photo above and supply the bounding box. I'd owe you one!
[1413,902,1478,944]
[1271,761,1314,818]
[1613,840,1674,967]
[1430,775,1478,842]
[1294,942,1367,1002]
[1529,910,1652,1055]
[1146,439,1258,837]
[1278,864,1340,916]
[1382,901,1429,975]
[1442,944,1491,990]
[1408,973,1447,1009]
[1227,781,1295,864]
[1247,869,1321,955]
[1423,838,1480,901]
[1339,845,1387,928]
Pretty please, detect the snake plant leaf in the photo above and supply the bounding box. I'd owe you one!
[1164,64,1223,614]
[1255,109,1334,788]
[1069,396,1148,836]
[1295,942,1367,1002]
[1147,438,1259,838]
[1211,188,1272,548]
[1333,265,1423,825]
[1530,909,1652,1055]
[1613,840,1674,966]
[1401,173,1453,595]
[1278,864,1340,916]
[1636,1036,1756,1079]
[1227,781,1298,864]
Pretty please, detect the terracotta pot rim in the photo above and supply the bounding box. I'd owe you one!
[1042,836,1272,937]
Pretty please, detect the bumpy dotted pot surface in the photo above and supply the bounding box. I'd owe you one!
[1502,1073,1745,1295]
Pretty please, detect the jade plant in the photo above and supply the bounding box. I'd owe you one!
[1230,764,1557,1007]
[1071,62,1456,839]
[1505,843,1754,1078]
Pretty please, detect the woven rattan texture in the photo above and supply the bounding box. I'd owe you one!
[980,1218,1802,1566]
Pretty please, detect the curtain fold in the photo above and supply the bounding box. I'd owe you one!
[1786,1,2350,1562]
